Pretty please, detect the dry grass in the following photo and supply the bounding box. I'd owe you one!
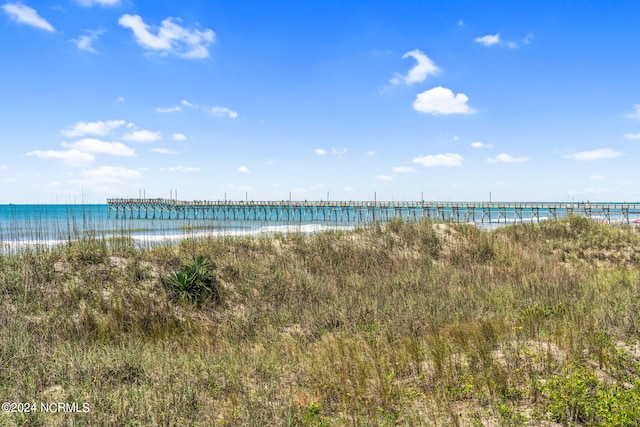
[2,216,640,426]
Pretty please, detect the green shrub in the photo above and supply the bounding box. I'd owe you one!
[166,256,220,306]
[541,366,640,426]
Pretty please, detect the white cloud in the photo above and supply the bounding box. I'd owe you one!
[377,175,394,181]
[413,87,474,115]
[568,186,623,197]
[26,149,95,166]
[168,99,238,118]
[168,166,200,172]
[210,107,238,119]
[521,32,535,46]
[412,153,463,167]
[332,148,347,156]
[152,148,177,155]
[82,166,141,183]
[590,175,605,180]
[62,120,127,137]
[172,133,187,141]
[475,32,534,49]
[457,20,464,29]
[118,14,215,59]
[564,148,624,161]
[71,30,104,53]
[2,3,54,32]
[116,96,125,103]
[475,34,500,46]
[0,165,6,170]
[471,141,493,148]
[122,129,162,142]
[627,105,640,120]
[486,153,529,163]
[314,148,327,155]
[390,49,439,85]
[366,150,377,156]
[76,0,120,5]
[157,106,182,113]
[392,166,416,173]
[62,138,136,156]
[625,132,640,140]
[237,166,250,174]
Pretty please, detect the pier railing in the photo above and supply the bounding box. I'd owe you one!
[106,199,640,224]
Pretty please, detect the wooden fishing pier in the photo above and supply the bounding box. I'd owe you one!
[107,199,640,224]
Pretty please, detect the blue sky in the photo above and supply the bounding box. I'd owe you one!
[2,0,640,203]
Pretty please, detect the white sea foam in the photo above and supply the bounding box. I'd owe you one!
[128,223,356,244]
[0,238,68,254]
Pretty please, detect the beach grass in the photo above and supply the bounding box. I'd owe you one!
[2,216,640,425]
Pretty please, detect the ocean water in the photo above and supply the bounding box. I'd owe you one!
[0,204,353,252]
[1,203,636,252]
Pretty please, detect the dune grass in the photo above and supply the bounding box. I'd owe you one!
[2,216,640,426]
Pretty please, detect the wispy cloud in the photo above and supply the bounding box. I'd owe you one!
[626,105,640,120]
[122,129,162,142]
[564,148,623,161]
[315,148,347,156]
[172,133,187,141]
[412,153,463,167]
[62,120,127,137]
[168,165,200,172]
[366,150,377,157]
[76,0,120,6]
[2,3,54,32]
[590,175,605,180]
[413,87,475,115]
[156,106,182,113]
[167,100,238,119]
[470,141,493,149]
[390,49,439,85]
[377,175,394,181]
[26,149,95,166]
[237,165,250,174]
[475,34,500,47]
[71,29,104,53]
[475,32,534,48]
[210,107,238,119]
[392,166,416,173]
[152,148,177,155]
[486,153,529,163]
[81,166,141,183]
[624,132,640,140]
[118,14,215,59]
[61,138,136,156]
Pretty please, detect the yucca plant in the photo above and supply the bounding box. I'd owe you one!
[166,255,220,306]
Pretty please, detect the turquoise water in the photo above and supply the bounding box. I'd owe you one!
[1,203,636,251]
[0,204,350,251]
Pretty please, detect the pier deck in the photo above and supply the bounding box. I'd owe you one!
[106,199,640,224]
